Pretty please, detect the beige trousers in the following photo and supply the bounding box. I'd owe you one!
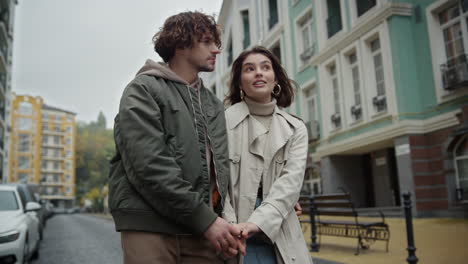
[121,231,224,264]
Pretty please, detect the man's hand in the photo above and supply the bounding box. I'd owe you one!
[294,202,302,217]
[204,217,244,257]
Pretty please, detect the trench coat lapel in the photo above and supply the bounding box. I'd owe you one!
[265,108,294,162]
[248,115,268,158]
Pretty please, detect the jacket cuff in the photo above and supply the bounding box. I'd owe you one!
[186,203,218,234]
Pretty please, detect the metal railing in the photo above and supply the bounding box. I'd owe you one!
[441,54,468,90]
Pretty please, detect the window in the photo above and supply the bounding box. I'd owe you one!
[303,88,317,122]
[19,102,33,115]
[65,174,71,182]
[65,138,72,146]
[454,134,468,201]
[0,191,19,211]
[65,161,71,170]
[298,11,315,64]
[42,135,48,145]
[18,172,29,182]
[357,0,376,17]
[54,124,60,132]
[55,114,61,122]
[42,161,47,169]
[438,1,468,91]
[42,113,48,120]
[18,134,30,152]
[329,64,341,128]
[17,118,32,131]
[54,149,60,158]
[54,135,60,145]
[227,38,233,66]
[53,161,60,170]
[327,0,343,38]
[18,156,30,169]
[271,42,282,64]
[370,38,387,112]
[268,0,279,29]
[42,122,48,131]
[66,150,72,158]
[348,52,362,121]
[241,10,251,49]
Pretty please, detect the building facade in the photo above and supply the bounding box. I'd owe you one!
[0,0,17,183]
[212,0,468,217]
[8,94,76,209]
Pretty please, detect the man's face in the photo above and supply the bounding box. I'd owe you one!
[185,34,221,72]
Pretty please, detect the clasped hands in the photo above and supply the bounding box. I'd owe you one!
[204,203,302,258]
[204,217,259,259]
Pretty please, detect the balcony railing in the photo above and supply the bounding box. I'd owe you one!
[441,54,468,91]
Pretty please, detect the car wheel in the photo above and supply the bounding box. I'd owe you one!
[23,235,30,264]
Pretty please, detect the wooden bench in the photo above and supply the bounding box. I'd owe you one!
[299,193,390,255]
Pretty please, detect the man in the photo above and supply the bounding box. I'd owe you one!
[108,11,242,263]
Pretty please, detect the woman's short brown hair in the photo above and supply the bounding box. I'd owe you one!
[153,11,221,62]
[225,46,296,108]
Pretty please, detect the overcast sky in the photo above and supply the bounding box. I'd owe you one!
[12,0,223,128]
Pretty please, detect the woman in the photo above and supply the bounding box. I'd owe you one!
[223,46,312,264]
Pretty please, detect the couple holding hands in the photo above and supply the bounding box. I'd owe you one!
[108,11,312,264]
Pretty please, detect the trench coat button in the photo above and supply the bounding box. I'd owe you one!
[291,257,296,261]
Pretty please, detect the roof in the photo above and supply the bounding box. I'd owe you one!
[42,104,76,115]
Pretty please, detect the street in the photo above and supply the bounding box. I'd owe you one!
[32,214,122,264]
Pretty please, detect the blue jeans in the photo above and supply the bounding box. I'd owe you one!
[244,236,277,264]
[244,197,277,264]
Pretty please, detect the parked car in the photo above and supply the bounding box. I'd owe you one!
[0,185,41,264]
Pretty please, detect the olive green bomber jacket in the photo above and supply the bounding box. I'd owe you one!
[108,61,229,235]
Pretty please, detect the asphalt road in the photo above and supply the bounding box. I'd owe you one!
[31,214,122,264]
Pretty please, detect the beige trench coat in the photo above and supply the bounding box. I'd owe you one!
[222,102,313,264]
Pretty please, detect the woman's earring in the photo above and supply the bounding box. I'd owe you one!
[240,89,245,100]
[272,84,281,97]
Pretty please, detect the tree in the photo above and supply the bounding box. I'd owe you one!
[75,112,114,204]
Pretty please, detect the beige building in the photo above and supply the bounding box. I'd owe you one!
[8,94,76,208]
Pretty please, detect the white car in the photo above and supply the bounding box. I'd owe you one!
[0,185,41,264]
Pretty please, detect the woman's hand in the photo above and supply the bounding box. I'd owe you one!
[236,222,261,239]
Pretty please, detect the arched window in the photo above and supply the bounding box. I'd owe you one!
[454,134,468,201]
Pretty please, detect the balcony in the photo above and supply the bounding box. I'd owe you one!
[441,54,468,91]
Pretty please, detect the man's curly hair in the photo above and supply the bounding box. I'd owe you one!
[153,11,221,62]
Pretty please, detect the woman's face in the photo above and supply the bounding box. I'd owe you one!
[240,53,276,104]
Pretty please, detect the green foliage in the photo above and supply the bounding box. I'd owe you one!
[75,111,114,205]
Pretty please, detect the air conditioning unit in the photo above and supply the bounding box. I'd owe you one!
[442,65,468,90]
[300,45,315,62]
[330,113,341,128]
[306,120,320,141]
[372,95,386,112]
[350,104,362,120]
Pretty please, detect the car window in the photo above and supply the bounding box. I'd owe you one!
[0,190,19,211]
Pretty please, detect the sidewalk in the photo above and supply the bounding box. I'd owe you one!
[302,216,468,264]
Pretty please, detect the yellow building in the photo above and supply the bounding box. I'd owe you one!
[8,94,76,208]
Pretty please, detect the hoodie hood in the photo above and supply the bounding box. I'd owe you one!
[136,59,188,85]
